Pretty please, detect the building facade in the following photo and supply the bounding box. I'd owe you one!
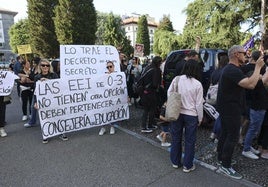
[122,14,158,55]
[0,8,17,62]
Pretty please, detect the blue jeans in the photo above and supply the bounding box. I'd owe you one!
[28,98,37,125]
[243,109,266,152]
[170,114,198,169]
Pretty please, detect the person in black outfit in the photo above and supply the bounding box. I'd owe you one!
[216,45,264,179]
[140,56,162,133]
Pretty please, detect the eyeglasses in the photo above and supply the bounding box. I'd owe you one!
[106,65,113,69]
[41,64,50,67]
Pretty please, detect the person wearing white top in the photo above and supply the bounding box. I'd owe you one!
[168,59,203,173]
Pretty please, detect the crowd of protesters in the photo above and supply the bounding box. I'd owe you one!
[1,46,268,181]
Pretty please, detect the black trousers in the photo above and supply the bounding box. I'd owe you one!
[0,96,5,127]
[141,91,157,129]
[217,114,240,168]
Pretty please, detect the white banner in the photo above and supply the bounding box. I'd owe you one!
[0,71,19,96]
[36,72,129,139]
[60,45,120,78]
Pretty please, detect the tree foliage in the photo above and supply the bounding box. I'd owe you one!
[96,12,133,56]
[181,0,267,49]
[9,19,30,54]
[136,15,150,56]
[27,0,59,58]
[54,0,97,45]
[153,15,177,58]
[158,15,174,32]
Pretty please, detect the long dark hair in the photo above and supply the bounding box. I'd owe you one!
[181,59,201,81]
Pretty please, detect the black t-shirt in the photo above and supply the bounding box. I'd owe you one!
[240,63,268,110]
[217,64,246,115]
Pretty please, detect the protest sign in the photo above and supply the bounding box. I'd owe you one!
[60,45,120,78]
[0,71,19,96]
[17,44,32,55]
[35,72,129,139]
[134,43,144,57]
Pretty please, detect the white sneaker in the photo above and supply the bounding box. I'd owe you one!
[161,142,171,147]
[250,146,260,155]
[0,128,7,137]
[110,126,115,135]
[156,135,163,142]
[24,123,32,128]
[99,127,106,136]
[242,151,259,159]
[22,115,28,121]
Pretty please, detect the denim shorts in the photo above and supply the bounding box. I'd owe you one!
[161,124,170,133]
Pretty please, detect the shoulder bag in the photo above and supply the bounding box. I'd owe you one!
[166,76,181,122]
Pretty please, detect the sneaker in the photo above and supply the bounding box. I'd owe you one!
[148,125,157,130]
[59,134,68,141]
[216,159,237,166]
[99,127,106,136]
[156,135,163,142]
[161,142,171,147]
[141,128,153,133]
[210,132,216,140]
[42,139,48,144]
[172,164,179,169]
[261,152,268,159]
[110,126,115,135]
[242,151,259,159]
[24,123,33,128]
[218,166,242,179]
[250,146,260,155]
[22,115,28,121]
[0,128,7,137]
[183,165,196,173]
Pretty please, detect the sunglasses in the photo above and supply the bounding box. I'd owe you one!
[41,64,50,67]
[238,51,246,56]
[106,65,113,69]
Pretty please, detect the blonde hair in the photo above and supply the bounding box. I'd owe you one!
[37,59,54,74]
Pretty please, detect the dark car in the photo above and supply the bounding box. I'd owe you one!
[163,48,228,95]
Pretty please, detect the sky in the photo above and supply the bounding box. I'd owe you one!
[0,0,193,32]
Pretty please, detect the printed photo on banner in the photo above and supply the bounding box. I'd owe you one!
[60,45,120,78]
[134,43,144,57]
[0,71,19,96]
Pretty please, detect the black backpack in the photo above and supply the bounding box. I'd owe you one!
[132,68,153,96]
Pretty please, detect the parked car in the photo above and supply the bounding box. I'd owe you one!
[0,61,10,70]
[163,48,228,95]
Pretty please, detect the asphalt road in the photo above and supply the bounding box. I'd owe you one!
[0,90,261,187]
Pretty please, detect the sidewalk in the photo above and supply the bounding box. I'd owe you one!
[0,92,263,187]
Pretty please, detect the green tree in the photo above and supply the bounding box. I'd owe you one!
[54,0,97,45]
[97,12,133,56]
[153,15,177,57]
[27,0,59,58]
[136,15,150,56]
[9,19,30,54]
[158,15,174,32]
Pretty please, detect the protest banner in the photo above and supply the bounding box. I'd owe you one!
[35,68,128,139]
[17,44,32,55]
[0,71,19,96]
[60,45,120,78]
[134,43,144,57]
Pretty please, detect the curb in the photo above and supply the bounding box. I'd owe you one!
[115,124,262,187]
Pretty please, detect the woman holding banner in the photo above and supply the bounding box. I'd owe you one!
[98,61,117,136]
[34,59,68,144]
[0,96,7,137]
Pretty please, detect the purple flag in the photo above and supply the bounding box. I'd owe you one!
[243,37,254,51]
